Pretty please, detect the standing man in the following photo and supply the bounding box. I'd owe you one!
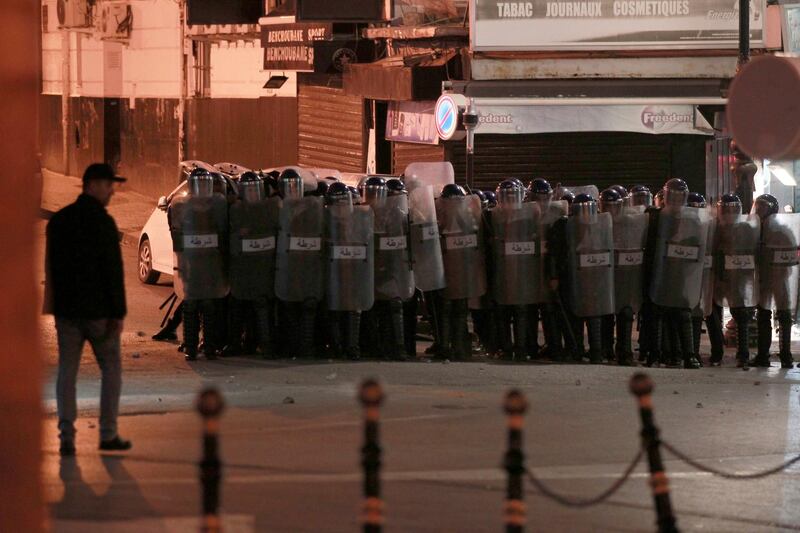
[45,163,131,456]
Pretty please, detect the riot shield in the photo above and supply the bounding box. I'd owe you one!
[408,185,446,291]
[713,213,760,309]
[490,202,544,306]
[758,213,800,312]
[275,196,325,302]
[373,194,415,301]
[436,195,488,300]
[565,212,615,317]
[326,204,375,312]
[228,196,280,300]
[170,194,229,301]
[649,205,710,309]
[612,207,648,313]
[698,210,717,317]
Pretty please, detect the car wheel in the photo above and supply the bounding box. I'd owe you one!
[138,237,160,284]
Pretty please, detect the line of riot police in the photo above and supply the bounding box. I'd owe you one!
[167,165,799,369]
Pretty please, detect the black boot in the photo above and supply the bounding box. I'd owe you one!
[183,300,200,361]
[754,307,773,367]
[691,314,703,361]
[389,299,407,361]
[255,297,274,358]
[301,298,318,358]
[777,311,795,368]
[646,308,663,367]
[733,308,751,369]
[345,312,362,360]
[615,308,634,366]
[587,317,603,364]
[512,305,529,362]
[677,309,700,369]
[437,298,453,360]
[707,305,725,366]
[451,299,470,360]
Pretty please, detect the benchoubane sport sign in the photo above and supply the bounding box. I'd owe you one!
[471,0,765,50]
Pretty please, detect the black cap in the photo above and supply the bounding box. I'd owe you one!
[82,163,126,183]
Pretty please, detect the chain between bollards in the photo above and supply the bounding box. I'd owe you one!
[630,373,679,533]
[197,387,225,533]
[503,389,528,533]
[359,379,385,533]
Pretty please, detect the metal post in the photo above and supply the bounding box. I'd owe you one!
[737,0,750,72]
[629,373,679,533]
[503,389,528,533]
[463,100,479,191]
[197,388,225,533]
[359,379,385,533]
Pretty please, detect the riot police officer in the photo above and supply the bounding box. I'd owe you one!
[489,180,542,360]
[601,188,648,366]
[224,171,280,357]
[325,182,375,359]
[647,178,709,369]
[169,168,229,360]
[552,193,615,364]
[687,192,726,364]
[362,177,414,360]
[530,178,569,360]
[629,185,653,208]
[753,194,798,368]
[275,168,325,358]
[713,193,760,368]
[435,184,487,360]
[407,180,447,357]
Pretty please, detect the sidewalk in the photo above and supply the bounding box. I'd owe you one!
[40,169,157,247]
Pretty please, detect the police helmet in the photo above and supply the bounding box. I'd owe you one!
[441,183,467,198]
[753,193,779,219]
[686,192,706,208]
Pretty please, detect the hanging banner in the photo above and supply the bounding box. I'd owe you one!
[261,22,333,71]
[470,104,713,135]
[471,0,766,50]
[386,101,440,144]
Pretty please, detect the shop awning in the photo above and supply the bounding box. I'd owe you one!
[446,79,724,135]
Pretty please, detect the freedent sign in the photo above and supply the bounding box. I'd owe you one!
[471,0,765,50]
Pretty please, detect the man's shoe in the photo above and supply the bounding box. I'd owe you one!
[736,356,750,370]
[59,441,76,456]
[683,357,701,369]
[779,354,795,369]
[184,346,198,361]
[152,330,178,341]
[99,436,132,451]
[752,354,771,368]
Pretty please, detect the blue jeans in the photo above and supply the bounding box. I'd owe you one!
[55,317,122,442]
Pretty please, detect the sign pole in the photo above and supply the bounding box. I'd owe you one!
[463,101,479,191]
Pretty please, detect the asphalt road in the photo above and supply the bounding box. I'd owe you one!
[37,215,800,533]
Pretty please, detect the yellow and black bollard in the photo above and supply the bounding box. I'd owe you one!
[359,379,385,533]
[197,387,225,533]
[503,389,528,533]
[629,373,679,533]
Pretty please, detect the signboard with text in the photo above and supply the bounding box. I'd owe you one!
[261,22,333,71]
[386,101,440,145]
[471,0,766,50]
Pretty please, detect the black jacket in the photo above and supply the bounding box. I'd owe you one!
[45,194,127,319]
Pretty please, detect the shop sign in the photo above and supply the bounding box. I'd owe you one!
[261,22,333,71]
[469,104,713,135]
[782,3,800,54]
[471,0,766,50]
[386,101,440,145]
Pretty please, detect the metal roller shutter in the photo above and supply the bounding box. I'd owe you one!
[391,141,445,176]
[446,132,705,194]
[298,84,366,173]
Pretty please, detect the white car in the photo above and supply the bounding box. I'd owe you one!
[136,164,340,284]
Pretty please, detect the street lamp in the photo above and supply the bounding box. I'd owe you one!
[462,100,479,191]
